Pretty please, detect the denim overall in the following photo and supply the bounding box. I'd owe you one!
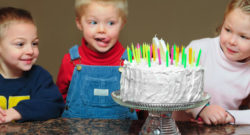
[62,45,137,119]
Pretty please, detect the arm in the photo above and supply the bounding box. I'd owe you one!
[13,67,65,122]
[227,95,250,124]
[56,54,74,102]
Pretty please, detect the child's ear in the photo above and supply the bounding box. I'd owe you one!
[121,19,127,29]
[75,17,83,31]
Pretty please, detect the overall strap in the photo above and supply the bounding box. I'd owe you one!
[69,45,80,60]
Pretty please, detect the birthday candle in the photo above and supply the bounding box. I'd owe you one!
[153,35,160,48]
[171,46,174,65]
[173,44,176,61]
[150,45,153,60]
[182,47,185,65]
[136,46,141,63]
[140,45,143,58]
[192,50,195,67]
[127,47,131,62]
[149,45,152,61]
[152,44,156,61]
[189,48,192,65]
[143,44,147,59]
[160,38,167,53]
[176,46,179,63]
[131,43,136,60]
[196,49,202,67]
[147,49,151,67]
[166,50,169,67]
[184,53,187,68]
[157,48,161,65]
[137,43,142,59]
[167,42,170,53]
[129,49,132,63]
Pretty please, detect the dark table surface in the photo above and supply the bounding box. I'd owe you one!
[1,118,250,135]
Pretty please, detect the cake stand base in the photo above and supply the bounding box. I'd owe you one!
[140,111,180,135]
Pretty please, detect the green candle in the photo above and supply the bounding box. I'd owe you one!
[148,50,151,67]
[127,47,131,62]
[196,49,202,67]
[166,50,169,67]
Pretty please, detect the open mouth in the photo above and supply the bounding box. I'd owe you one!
[95,38,109,43]
[94,37,110,47]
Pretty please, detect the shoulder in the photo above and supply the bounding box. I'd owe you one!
[26,65,53,80]
[187,37,219,53]
[188,37,219,48]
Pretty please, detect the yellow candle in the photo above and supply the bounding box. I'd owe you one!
[189,48,192,65]
[152,44,156,61]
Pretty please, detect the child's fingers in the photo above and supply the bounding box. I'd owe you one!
[0,108,6,116]
[202,116,212,125]
[0,116,6,123]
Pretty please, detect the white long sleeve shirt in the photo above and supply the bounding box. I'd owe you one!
[186,37,250,124]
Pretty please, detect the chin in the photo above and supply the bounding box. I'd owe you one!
[22,66,33,71]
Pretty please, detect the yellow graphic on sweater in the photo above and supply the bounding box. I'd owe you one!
[0,96,30,109]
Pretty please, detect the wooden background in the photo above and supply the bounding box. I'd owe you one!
[0,0,229,80]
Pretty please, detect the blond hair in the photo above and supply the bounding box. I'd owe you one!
[75,0,128,22]
[0,7,34,41]
[216,0,250,34]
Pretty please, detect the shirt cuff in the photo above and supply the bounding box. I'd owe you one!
[227,110,250,125]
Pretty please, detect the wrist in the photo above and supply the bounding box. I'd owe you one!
[196,102,210,120]
[7,108,22,121]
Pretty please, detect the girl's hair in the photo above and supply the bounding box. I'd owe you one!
[0,7,34,40]
[216,0,250,35]
[75,0,128,22]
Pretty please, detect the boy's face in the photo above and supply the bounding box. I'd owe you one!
[76,2,124,53]
[220,8,250,62]
[0,22,39,77]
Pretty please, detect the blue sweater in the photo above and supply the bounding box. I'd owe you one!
[0,65,64,122]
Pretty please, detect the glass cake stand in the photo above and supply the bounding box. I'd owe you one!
[111,90,210,135]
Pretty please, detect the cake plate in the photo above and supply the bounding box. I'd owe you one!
[111,90,210,135]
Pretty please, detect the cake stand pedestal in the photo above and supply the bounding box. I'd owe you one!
[111,91,210,135]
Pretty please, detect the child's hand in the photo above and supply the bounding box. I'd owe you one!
[0,107,7,123]
[199,105,229,125]
[0,108,21,124]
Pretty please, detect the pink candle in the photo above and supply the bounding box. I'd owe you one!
[150,45,153,59]
[171,46,174,65]
[157,48,161,65]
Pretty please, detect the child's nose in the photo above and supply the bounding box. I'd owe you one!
[97,24,106,33]
[229,35,237,45]
[25,45,34,54]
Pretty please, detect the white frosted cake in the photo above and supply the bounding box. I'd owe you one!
[120,57,204,104]
[120,36,204,104]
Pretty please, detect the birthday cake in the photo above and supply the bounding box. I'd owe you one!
[119,36,204,104]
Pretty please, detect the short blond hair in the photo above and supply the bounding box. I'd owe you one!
[216,0,250,34]
[0,7,34,41]
[75,0,128,22]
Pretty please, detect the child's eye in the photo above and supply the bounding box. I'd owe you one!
[240,35,249,40]
[16,42,24,47]
[108,21,114,26]
[225,27,231,33]
[90,21,97,25]
[32,41,39,46]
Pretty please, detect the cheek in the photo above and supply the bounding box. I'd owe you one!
[219,35,226,48]
[34,49,39,58]
[239,44,250,56]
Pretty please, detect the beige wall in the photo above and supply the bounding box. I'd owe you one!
[0,0,229,81]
